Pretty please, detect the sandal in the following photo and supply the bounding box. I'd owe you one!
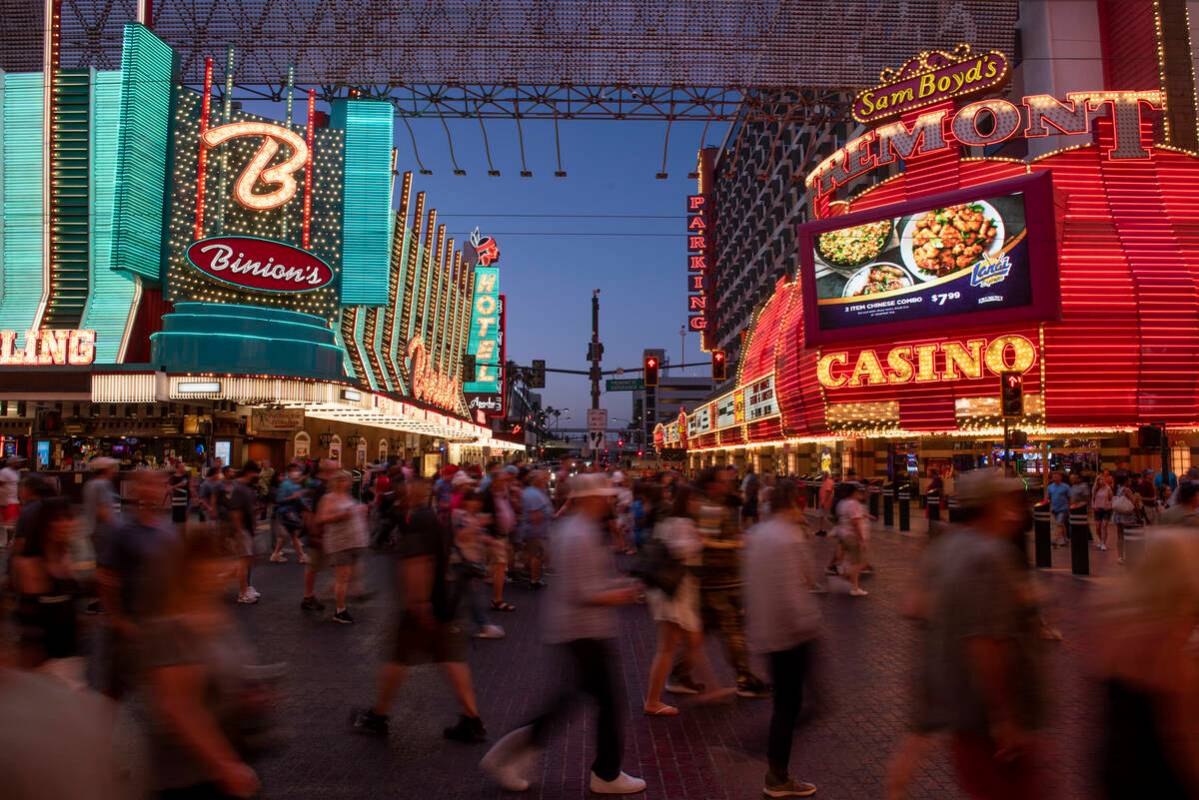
[491,601,516,612]
[643,703,679,717]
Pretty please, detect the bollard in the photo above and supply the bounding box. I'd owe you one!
[1032,501,1052,568]
[867,484,881,518]
[946,494,960,523]
[1069,504,1090,575]
[898,484,911,532]
[883,482,895,527]
[926,490,941,522]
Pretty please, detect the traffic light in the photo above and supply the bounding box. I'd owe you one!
[529,359,546,388]
[712,349,728,382]
[1000,371,1023,418]
[644,355,659,388]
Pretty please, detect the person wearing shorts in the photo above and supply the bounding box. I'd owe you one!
[0,458,20,547]
[352,476,485,743]
[317,470,368,624]
[222,461,261,604]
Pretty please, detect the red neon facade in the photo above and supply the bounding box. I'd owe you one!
[194,56,213,240]
[682,96,1199,450]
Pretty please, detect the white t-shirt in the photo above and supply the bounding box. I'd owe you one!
[835,497,869,542]
[0,467,18,506]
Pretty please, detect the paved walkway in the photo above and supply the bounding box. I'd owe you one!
[234,518,1111,800]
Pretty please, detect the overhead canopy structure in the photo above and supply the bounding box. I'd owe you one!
[30,0,1019,121]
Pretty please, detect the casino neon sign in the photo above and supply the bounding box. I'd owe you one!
[200,121,309,211]
[816,333,1037,389]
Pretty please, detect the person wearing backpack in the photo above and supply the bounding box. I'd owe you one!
[643,484,736,716]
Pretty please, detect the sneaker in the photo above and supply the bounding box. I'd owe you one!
[480,726,536,791]
[444,714,487,743]
[530,580,547,589]
[351,708,389,736]
[849,588,869,597]
[246,586,261,600]
[474,624,506,639]
[236,592,259,604]
[763,778,817,798]
[736,678,772,699]
[332,609,354,624]
[664,677,705,696]
[1099,543,1108,551]
[297,553,310,564]
[589,771,647,795]
[269,553,287,563]
[300,596,325,611]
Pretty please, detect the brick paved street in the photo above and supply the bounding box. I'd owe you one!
[239,518,1111,800]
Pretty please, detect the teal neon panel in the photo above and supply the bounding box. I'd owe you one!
[111,23,175,282]
[353,307,379,390]
[81,70,138,363]
[330,100,393,306]
[0,73,45,340]
[463,266,501,395]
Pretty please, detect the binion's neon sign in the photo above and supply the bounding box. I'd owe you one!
[200,121,309,210]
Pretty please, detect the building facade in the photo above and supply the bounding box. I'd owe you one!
[0,21,521,474]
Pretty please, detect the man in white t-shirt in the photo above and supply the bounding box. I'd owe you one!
[0,458,20,547]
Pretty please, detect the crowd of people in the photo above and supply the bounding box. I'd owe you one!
[0,454,1196,799]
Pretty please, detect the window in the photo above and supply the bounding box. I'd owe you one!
[294,431,311,460]
[1171,442,1191,476]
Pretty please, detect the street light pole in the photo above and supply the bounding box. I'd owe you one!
[679,324,686,376]
[590,289,602,410]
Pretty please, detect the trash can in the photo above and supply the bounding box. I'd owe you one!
[1032,500,1052,568]
[1068,503,1090,575]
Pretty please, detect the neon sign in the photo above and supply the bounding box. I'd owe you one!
[407,336,461,411]
[0,329,96,366]
[185,236,334,293]
[852,46,1009,124]
[686,194,708,332]
[808,90,1164,198]
[816,333,1037,390]
[464,232,505,416]
[200,121,309,210]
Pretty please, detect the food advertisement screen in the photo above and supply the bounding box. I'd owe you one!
[798,172,1058,346]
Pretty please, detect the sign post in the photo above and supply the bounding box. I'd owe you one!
[587,408,608,433]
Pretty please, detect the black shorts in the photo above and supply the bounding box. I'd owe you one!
[391,615,467,665]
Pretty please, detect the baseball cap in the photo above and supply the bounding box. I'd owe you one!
[954,468,1025,510]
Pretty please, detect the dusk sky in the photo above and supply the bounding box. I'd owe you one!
[398,116,719,430]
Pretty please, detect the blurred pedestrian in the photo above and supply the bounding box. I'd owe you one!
[352,476,485,743]
[0,457,20,547]
[1096,527,1199,798]
[222,461,261,604]
[741,469,760,526]
[96,469,179,699]
[1091,470,1113,550]
[168,461,191,527]
[521,469,552,587]
[676,467,770,698]
[451,487,505,639]
[270,464,307,563]
[1111,475,1140,565]
[480,474,646,794]
[10,497,83,675]
[743,479,821,799]
[142,530,264,799]
[921,469,1046,800]
[1047,472,1069,547]
[482,467,517,612]
[832,482,870,597]
[643,483,735,716]
[317,470,368,623]
[83,457,119,563]
[1158,481,1199,526]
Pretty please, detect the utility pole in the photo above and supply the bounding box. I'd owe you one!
[589,289,602,410]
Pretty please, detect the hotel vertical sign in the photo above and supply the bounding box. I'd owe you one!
[463,230,505,416]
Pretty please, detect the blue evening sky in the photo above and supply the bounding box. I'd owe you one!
[398,117,719,429]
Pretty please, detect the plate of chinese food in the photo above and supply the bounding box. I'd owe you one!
[841,262,914,299]
[900,201,1003,280]
[815,218,894,271]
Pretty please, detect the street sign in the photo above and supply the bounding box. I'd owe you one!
[587,408,608,432]
[605,378,644,392]
[587,430,605,450]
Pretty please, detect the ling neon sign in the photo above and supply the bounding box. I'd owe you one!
[0,329,96,366]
